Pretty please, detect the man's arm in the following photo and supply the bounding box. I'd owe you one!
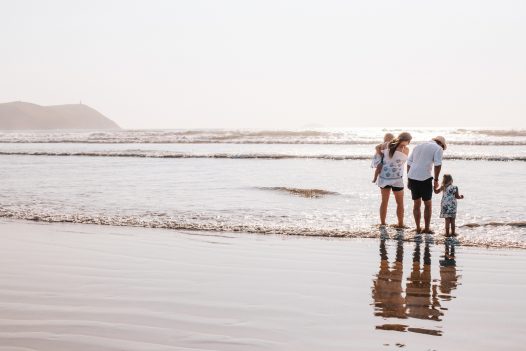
[433,147,443,187]
[434,165,441,184]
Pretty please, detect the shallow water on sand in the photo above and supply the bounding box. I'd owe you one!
[1,154,525,248]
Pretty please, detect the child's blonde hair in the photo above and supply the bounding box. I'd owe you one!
[442,174,453,189]
[383,133,395,143]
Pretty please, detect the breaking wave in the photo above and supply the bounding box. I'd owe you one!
[1,150,524,161]
[0,129,525,145]
[0,208,524,249]
[457,129,526,137]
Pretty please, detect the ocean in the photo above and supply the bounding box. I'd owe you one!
[1,127,525,248]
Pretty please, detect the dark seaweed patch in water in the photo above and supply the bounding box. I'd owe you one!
[258,187,339,198]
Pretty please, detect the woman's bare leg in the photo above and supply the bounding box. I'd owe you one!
[445,218,451,236]
[380,188,391,225]
[393,190,405,227]
[451,217,456,235]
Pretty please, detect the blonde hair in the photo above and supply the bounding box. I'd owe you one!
[388,132,412,158]
[383,133,395,143]
[441,174,453,189]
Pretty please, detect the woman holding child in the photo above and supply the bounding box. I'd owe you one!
[373,132,413,228]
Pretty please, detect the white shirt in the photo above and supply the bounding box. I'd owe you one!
[407,141,443,181]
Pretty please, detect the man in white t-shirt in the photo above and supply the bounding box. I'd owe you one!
[407,136,447,233]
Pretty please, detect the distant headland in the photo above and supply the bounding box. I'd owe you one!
[0,101,120,130]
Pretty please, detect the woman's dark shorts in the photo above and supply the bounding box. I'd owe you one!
[381,185,404,192]
[408,177,433,201]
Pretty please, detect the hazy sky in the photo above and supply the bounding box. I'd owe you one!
[1,0,525,129]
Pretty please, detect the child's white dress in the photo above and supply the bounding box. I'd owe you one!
[371,142,388,168]
[440,185,458,218]
[371,154,382,168]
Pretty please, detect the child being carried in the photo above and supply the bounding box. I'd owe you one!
[371,133,395,183]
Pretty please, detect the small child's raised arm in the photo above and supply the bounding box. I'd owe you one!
[455,188,464,199]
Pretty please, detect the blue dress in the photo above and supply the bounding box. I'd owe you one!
[440,185,458,218]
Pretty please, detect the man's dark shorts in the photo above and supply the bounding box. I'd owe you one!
[408,177,433,201]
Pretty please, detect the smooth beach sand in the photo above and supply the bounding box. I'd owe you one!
[0,219,525,351]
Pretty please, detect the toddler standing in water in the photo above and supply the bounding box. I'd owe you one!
[434,174,464,236]
[372,133,395,183]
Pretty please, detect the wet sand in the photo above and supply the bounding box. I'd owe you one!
[0,219,525,350]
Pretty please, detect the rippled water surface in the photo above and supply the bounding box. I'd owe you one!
[1,128,525,248]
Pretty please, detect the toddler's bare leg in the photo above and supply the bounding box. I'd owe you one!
[445,218,450,236]
[451,217,456,235]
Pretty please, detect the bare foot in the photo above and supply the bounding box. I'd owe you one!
[392,224,408,229]
[415,227,422,234]
[422,228,435,234]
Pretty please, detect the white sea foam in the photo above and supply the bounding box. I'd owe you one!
[0,150,524,161]
[0,128,525,145]
[0,208,524,249]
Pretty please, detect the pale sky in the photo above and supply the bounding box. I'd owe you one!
[1,0,525,129]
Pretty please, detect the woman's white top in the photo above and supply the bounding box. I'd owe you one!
[377,149,408,189]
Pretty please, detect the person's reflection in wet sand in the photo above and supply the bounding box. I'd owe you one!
[372,232,460,336]
[372,229,408,332]
[439,240,460,301]
[404,236,443,335]
[405,237,443,322]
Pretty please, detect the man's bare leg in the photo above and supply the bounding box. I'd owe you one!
[413,199,422,233]
[423,200,433,233]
